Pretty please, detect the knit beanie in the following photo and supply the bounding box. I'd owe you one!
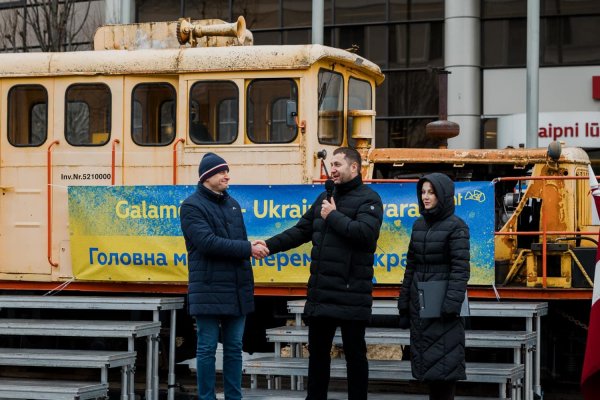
[198,152,229,183]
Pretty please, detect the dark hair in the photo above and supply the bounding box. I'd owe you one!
[333,147,362,169]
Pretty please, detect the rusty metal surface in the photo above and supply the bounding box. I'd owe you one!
[368,146,590,165]
[94,18,252,50]
[0,44,384,84]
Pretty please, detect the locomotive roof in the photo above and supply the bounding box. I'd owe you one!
[0,44,384,85]
[369,146,591,165]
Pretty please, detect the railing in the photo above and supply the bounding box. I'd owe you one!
[111,139,120,185]
[493,175,597,288]
[172,138,185,185]
[47,140,60,267]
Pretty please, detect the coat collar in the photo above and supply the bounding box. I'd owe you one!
[334,174,362,197]
[197,182,229,203]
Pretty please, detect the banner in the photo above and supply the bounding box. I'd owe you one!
[68,183,494,284]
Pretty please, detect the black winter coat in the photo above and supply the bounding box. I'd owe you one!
[397,173,470,382]
[266,175,383,321]
[180,184,255,317]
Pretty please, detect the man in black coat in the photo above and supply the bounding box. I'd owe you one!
[180,152,269,400]
[397,172,470,400]
[261,147,383,400]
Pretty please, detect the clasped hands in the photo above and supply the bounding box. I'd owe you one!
[251,240,269,260]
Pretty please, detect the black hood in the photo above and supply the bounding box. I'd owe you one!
[416,172,455,222]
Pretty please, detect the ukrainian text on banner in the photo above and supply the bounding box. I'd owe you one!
[68,183,494,284]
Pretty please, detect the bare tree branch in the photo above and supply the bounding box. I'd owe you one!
[8,0,98,52]
[0,9,20,52]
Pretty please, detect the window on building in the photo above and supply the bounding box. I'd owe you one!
[482,118,498,149]
[387,70,439,117]
[386,118,438,149]
[541,16,600,65]
[246,79,298,143]
[333,25,389,67]
[390,0,444,20]
[482,0,600,67]
[183,0,229,20]
[542,0,600,16]
[7,84,47,147]
[482,19,527,67]
[335,0,385,24]
[347,77,373,148]
[317,69,344,145]
[234,0,279,29]
[389,22,444,68]
[189,81,238,144]
[65,83,111,146]
[132,83,176,146]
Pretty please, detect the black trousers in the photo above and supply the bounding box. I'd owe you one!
[306,316,368,400]
[428,380,456,400]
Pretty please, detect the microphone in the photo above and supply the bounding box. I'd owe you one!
[325,179,334,202]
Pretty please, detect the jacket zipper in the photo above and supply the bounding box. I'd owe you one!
[314,194,329,289]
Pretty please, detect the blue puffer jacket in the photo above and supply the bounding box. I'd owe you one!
[180,183,255,317]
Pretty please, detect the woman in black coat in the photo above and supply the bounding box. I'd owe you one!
[397,172,470,400]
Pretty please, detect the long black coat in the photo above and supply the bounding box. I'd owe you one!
[180,184,255,317]
[266,175,383,321]
[397,173,470,382]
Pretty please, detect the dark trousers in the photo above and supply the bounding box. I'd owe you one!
[306,317,368,400]
[428,380,456,400]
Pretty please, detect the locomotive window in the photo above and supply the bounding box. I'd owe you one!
[246,79,298,143]
[189,81,238,144]
[132,83,176,146]
[65,83,111,146]
[317,69,344,145]
[160,100,175,139]
[271,98,289,142]
[7,84,48,147]
[347,77,373,148]
[218,98,238,143]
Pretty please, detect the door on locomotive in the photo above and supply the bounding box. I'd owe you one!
[0,78,53,276]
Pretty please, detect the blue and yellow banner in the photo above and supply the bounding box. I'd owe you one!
[68,183,494,284]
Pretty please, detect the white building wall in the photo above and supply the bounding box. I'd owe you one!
[484,66,600,149]
[484,66,600,115]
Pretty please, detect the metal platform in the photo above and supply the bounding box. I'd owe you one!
[0,348,135,399]
[0,377,107,400]
[0,319,159,400]
[285,299,546,400]
[244,357,523,399]
[266,326,536,348]
[216,389,504,400]
[0,294,184,400]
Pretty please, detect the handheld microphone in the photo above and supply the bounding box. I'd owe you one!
[325,179,334,202]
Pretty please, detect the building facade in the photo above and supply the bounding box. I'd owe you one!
[2,0,600,157]
[135,0,600,156]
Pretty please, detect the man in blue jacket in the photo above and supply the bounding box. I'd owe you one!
[180,152,269,400]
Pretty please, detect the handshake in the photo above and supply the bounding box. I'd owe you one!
[251,240,269,260]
